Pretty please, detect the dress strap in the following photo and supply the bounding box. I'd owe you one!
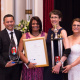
[41,31,45,37]
[26,32,30,39]
[58,28,64,34]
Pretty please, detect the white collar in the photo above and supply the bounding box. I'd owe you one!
[6,28,14,34]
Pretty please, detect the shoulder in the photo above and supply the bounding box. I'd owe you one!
[48,28,52,32]
[21,33,26,39]
[68,35,72,40]
[42,31,47,35]
[0,29,6,36]
[42,32,47,40]
[41,31,47,36]
[60,29,68,39]
[61,29,67,33]
[68,35,72,38]
[47,28,52,33]
[61,29,67,36]
[45,32,47,40]
[14,29,22,37]
[19,33,26,42]
[44,32,47,36]
[14,29,22,33]
[47,28,53,35]
[0,28,6,33]
[21,32,30,39]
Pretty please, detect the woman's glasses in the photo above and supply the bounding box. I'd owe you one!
[72,25,80,28]
[50,17,59,19]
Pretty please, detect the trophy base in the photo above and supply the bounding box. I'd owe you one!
[51,38,63,40]
[11,60,23,64]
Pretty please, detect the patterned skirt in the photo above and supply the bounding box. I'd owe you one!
[22,64,44,80]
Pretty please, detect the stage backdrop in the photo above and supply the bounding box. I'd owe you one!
[43,0,54,33]
[54,0,80,36]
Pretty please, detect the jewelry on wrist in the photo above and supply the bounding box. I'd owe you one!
[60,60,64,65]
[70,64,73,68]
[26,61,30,66]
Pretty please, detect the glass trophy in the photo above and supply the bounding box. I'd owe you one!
[51,25,64,71]
[9,43,20,63]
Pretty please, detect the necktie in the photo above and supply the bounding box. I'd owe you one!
[10,32,15,47]
[11,32,13,40]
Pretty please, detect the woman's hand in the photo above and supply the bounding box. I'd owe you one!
[28,62,36,68]
[62,65,72,73]
[52,64,61,74]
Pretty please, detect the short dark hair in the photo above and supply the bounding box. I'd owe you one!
[29,16,42,34]
[3,14,14,22]
[72,18,80,25]
[49,9,63,19]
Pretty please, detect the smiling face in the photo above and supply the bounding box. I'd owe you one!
[3,17,15,31]
[72,21,80,33]
[50,13,61,27]
[32,20,40,32]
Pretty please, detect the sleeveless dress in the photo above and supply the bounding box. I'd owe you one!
[43,28,67,80]
[22,32,45,80]
[67,44,80,80]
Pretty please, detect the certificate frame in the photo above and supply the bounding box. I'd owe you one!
[23,37,49,67]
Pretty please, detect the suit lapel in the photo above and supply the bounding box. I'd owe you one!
[4,29,10,44]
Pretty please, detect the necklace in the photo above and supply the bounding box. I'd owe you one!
[32,33,40,37]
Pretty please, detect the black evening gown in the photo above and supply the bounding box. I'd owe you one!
[43,28,68,80]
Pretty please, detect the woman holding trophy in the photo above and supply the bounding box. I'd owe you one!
[43,10,70,80]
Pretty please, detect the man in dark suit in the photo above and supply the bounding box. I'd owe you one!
[0,14,22,80]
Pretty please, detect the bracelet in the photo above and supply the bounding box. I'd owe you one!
[70,64,73,68]
[26,61,30,66]
[60,60,64,65]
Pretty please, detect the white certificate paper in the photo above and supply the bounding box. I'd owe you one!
[23,37,49,67]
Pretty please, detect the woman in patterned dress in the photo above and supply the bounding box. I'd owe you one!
[18,16,47,80]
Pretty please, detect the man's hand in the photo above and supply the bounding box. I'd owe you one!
[5,60,17,67]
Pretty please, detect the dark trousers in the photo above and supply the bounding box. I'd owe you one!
[63,73,68,80]
[0,64,22,80]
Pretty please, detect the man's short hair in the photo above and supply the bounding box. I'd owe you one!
[3,14,14,22]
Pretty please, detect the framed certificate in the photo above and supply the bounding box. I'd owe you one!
[23,37,49,67]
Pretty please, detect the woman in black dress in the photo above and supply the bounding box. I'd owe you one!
[43,10,70,80]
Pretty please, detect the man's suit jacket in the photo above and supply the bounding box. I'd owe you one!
[0,28,22,68]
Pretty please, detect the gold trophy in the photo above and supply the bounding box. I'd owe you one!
[51,25,63,71]
[53,25,58,39]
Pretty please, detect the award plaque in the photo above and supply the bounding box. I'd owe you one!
[23,37,49,67]
[51,25,64,71]
[9,44,20,63]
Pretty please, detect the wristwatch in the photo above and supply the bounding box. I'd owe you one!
[26,61,30,66]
